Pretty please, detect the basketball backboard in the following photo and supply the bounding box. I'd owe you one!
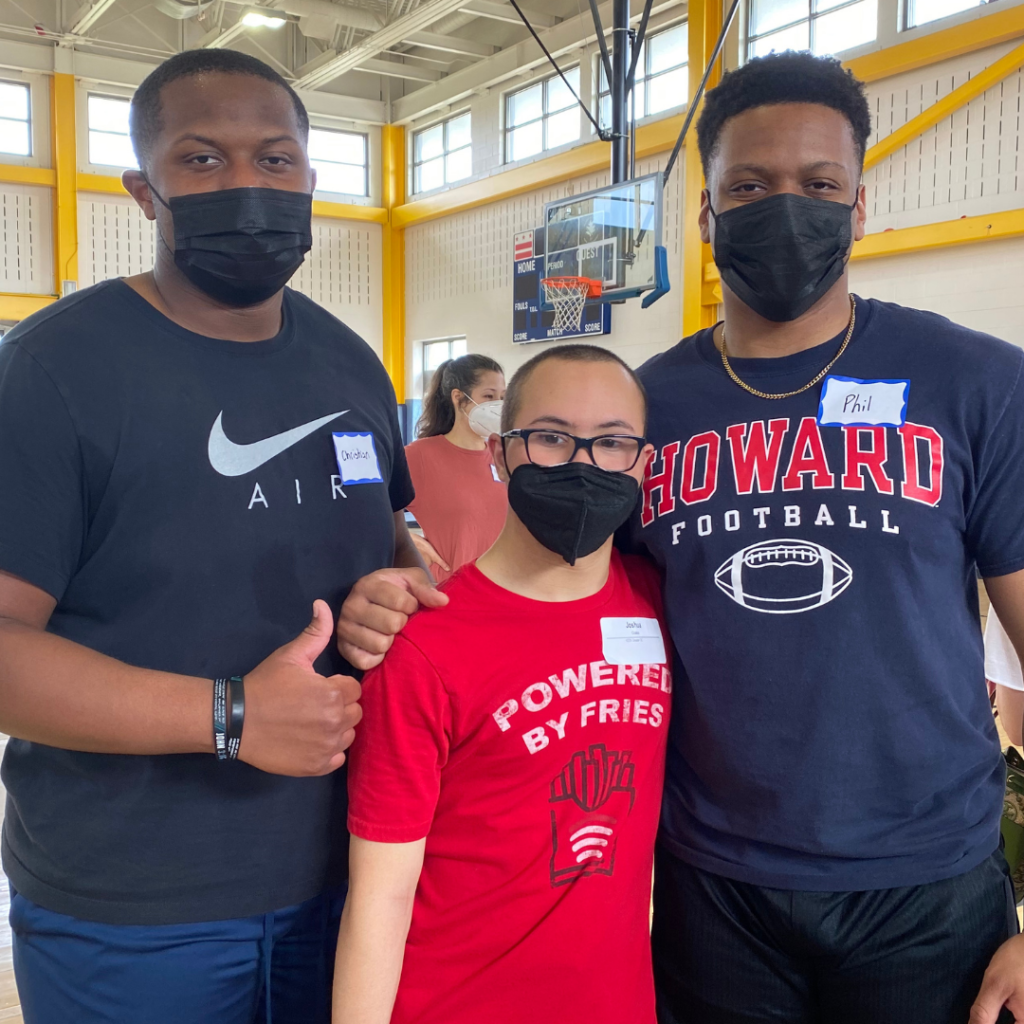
[542,173,666,304]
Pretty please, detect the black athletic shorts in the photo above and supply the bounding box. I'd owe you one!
[652,844,1018,1024]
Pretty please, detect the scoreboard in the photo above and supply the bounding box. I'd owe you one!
[512,227,611,345]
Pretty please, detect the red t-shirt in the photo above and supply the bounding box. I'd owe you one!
[405,434,507,582]
[347,551,670,1024]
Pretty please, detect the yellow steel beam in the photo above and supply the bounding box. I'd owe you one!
[845,2,1024,83]
[0,165,56,188]
[853,207,1024,259]
[313,199,388,223]
[77,172,127,195]
[864,38,1024,170]
[50,73,78,297]
[682,0,722,338]
[391,114,684,229]
[0,292,56,321]
[381,124,406,403]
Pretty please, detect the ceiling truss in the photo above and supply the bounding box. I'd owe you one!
[0,0,683,112]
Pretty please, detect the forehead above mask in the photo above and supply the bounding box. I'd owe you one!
[130,57,310,167]
[707,103,862,190]
[505,356,646,435]
[695,53,871,180]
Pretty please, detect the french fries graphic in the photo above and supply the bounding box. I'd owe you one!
[549,744,636,886]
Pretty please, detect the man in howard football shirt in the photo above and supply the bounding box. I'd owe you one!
[336,52,1024,1023]
[332,345,668,1024]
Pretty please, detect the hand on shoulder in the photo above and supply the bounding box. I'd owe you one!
[337,568,449,670]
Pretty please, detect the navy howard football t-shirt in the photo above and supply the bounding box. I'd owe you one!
[0,280,413,925]
[631,296,1024,891]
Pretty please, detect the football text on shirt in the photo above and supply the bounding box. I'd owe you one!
[640,417,944,535]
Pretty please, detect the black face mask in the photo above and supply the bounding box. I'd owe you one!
[507,462,640,566]
[149,184,312,307]
[710,192,858,322]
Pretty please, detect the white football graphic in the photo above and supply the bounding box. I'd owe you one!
[714,539,853,614]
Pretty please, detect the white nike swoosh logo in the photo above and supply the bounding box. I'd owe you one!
[208,409,349,477]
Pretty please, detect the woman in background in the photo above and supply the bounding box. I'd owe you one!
[406,354,507,582]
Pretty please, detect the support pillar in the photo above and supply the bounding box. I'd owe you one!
[50,72,78,298]
[610,0,630,184]
[381,124,405,403]
[681,0,723,337]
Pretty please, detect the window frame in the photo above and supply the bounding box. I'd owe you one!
[420,336,469,388]
[504,67,582,164]
[85,92,136,170]
[412,111,473,195]
[0,79,31,160]
[596,21,689,127]
[903,0,993,30]
[746,0,875,58]
[308,124,369,199]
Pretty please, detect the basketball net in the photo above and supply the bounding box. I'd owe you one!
[542,277,602,334]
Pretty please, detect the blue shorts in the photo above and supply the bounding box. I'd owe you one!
[10,885,345,1024]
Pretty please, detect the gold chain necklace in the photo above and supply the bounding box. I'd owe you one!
[719,296,856,400]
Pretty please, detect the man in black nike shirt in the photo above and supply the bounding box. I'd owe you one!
[0,49,435,1024]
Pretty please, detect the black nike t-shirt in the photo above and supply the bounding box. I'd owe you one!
[0,279,414,925]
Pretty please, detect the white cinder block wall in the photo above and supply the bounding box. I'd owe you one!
[850,240,1024,346]
[853,40,1024,347]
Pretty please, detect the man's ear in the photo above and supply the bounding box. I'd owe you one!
[489,435,510,483]
[699,187,712,245]
[122,169,156,221]
[853,181,867,243]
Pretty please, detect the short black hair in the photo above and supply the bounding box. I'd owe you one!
[696,52,872,178]
[501,344,647,433]
[129,49,310,167]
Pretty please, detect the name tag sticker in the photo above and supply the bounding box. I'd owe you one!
[600,617,666,666]
[818,375,909,428]
[332,432,384,485]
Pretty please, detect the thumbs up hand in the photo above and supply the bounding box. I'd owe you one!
[238,600,363,777]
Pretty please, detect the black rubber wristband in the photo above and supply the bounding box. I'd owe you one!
[225,675,245,760]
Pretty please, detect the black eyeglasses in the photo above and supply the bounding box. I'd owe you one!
[502,428,647,472]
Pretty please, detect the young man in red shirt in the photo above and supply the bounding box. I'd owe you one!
[332,344,668,1024]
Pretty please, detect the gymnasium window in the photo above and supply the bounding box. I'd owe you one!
[413,112,472,194]
[309,127,368,197]
[87,95,136,168]
[422,337,468,379]
[0,82,30,158]
[505,69,581,163]
[906,0,992,27]
[598,22,688,128]
[747,0,877,58]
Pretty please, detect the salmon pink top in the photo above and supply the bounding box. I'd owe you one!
[404,434,507,581]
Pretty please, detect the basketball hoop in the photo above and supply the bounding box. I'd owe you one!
[541,277,602,334]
